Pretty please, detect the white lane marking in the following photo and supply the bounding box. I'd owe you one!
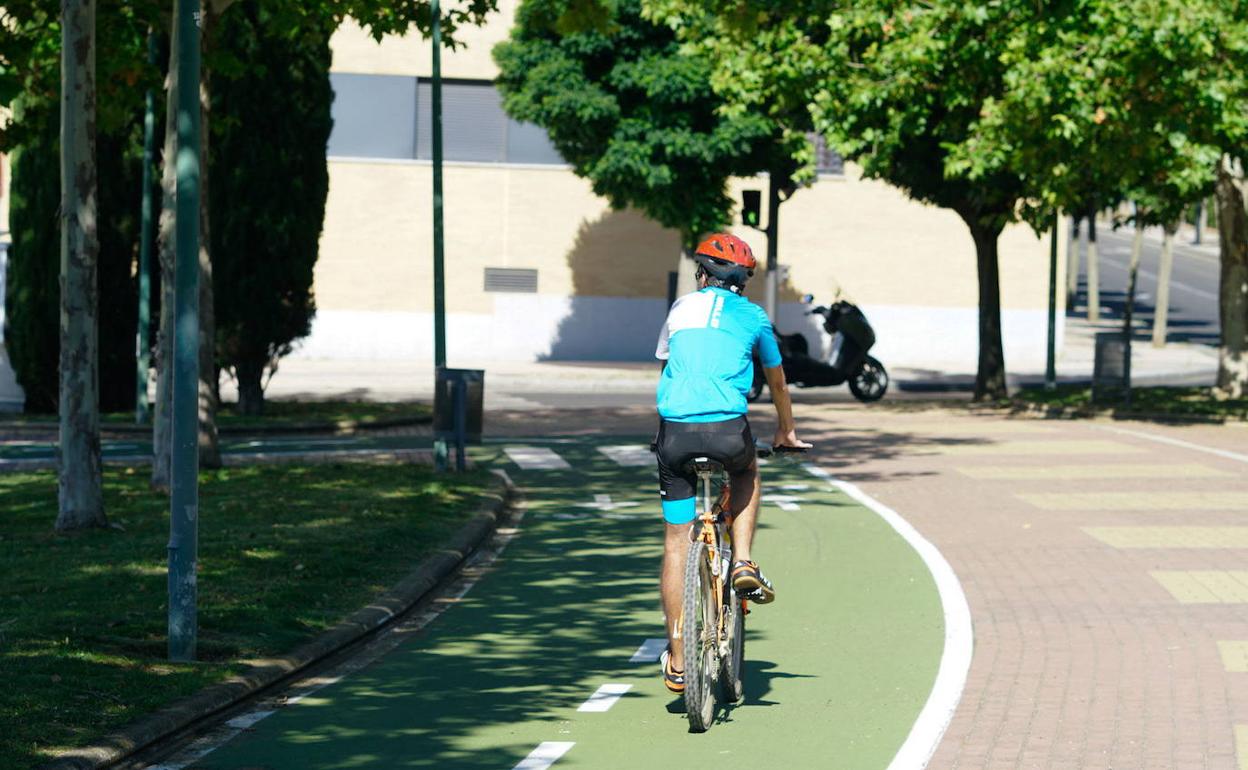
[283,676,343,705]
[576,493,641,511]
[505,446,572,470]
[1095,249,1218,300]
[598,444,654,466]
[224,710,275,730]
[630,638,667,663]
[761,493,803,511]
[577,683,632,712]
[805,464,973,770]
[1097,426,1248,465]
[513,741,575,770]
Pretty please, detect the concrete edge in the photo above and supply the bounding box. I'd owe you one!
[37,473,515,770]
[1005,400,1241,425]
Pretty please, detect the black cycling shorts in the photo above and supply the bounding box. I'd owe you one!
[655,416,755,524]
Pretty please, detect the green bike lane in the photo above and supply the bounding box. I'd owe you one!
[181,437,946,770]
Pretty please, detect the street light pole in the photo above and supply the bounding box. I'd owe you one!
[431,0,446,369]
[168,0,201,662]
[136,32,158,424]
[430,0,449,471]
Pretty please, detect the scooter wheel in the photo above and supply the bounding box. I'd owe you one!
[849,356,888,402]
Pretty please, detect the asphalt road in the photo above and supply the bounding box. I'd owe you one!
[1081,228,1220,344]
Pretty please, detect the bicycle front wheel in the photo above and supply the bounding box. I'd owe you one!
[682,540,717,732]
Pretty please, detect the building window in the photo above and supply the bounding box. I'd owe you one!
[328,74,565,166]
[810,133,845,176]
[327,73,417,160]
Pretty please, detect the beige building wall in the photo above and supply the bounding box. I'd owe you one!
[306,6,1067,372]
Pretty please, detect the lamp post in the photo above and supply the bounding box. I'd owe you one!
[430,0,449,471]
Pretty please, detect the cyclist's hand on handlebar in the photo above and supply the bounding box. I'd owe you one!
[772,428,812,452]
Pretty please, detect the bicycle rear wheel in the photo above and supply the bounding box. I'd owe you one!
[682,540,717,732]
[718,593,745,703]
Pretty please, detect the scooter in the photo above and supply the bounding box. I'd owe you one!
[748,293,889,403]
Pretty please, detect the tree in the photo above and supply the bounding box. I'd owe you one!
[942,0,1238,391]
[1215,160,1248,396]
[2,2,156,415]
[494,0,799,253]
[210,0,334,415]
[5,101,61,413]
[645,0,1025,399]
[57,0,106,529]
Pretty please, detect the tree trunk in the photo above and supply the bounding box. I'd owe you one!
[1215,156,1248,397]
[963,216,1008,401]
[1152,223,1176,348]
[1066,215,1082,311]
[1086,213,1100,322]
[152,14,180,492]
[197,3,221,468]
[1122,221,1144,398]
[236,357,265,416]
[57,0,106,530]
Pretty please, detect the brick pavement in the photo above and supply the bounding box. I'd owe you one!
[790,404,1248,770]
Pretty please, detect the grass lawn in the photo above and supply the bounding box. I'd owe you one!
[0,462,494,769]
[0,400,431,431]
[1014,384,1248,420]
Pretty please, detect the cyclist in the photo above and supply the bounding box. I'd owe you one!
[654,233,811,694]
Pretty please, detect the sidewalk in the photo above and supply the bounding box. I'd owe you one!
[244,314,1217,406]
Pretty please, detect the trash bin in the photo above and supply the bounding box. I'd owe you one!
[433,368,484,471]
[1092,332,1129,404]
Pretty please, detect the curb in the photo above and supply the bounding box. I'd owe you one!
[1005,401,1242,424]
[38,472,514,770]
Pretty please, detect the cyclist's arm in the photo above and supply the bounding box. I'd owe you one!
[763,364,811,449]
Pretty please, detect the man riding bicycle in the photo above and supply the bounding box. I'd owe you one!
[654,233,811,694]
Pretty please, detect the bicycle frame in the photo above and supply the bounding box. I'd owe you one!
[689,466,744,662]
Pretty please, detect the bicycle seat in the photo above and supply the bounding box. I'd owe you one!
[682,456,725,477]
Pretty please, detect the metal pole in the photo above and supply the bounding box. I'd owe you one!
[764,174,780,321]
[430,0,449,469]
[136,33,158,424]
[168,0,201,663]
[431,0,446,369]
[1046,212,1058,390]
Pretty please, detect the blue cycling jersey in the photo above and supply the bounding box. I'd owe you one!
[655,287,782,422]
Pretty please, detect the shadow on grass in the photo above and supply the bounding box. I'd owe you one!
[0,462,492,770]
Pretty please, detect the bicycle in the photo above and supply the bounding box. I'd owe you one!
[677,444,803,732]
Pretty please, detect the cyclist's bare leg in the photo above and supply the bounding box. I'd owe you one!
[728,461,761,562]
[661,521,691,671]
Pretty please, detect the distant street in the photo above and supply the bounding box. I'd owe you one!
[1081,228,1221,345]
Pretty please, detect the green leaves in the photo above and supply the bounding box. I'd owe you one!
[496,0,790,241]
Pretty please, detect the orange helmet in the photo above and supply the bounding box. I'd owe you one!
[693,233,756,287]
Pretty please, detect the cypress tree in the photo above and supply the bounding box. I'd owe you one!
[5,102,61,414]
[210,1,332,415]
[4,101,141,415]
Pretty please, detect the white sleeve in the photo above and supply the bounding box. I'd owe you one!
[655,316,671,360]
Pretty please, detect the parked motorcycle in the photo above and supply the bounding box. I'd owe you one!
[748,294,889,403]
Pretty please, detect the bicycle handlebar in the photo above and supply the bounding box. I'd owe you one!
[755,444,809,459]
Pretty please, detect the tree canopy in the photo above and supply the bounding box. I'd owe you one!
[494,0,803,248]
[645,0,1030,398]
